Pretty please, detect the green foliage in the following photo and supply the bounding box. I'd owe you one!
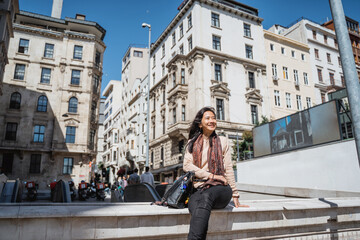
[231,131,253,161]
[255,115,269,126]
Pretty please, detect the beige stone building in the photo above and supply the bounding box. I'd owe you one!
[0,9,106,189]
[101,80,122,183]
[99,47,148,185]
[118,47,149,172]
[0,0,19,95]
[148,0,269,182]
[275,19,343,104]
[264,29,315,120]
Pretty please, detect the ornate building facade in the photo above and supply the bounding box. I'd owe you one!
[148,0,269,182]
[0,0,19,95]
[0,10,106,189]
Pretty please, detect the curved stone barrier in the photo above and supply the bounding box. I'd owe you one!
[0,198,360,239]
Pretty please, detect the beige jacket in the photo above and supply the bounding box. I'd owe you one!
[183,136,239,197]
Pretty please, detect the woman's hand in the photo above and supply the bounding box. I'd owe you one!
[233,198,250,208]
[213,174,227,185]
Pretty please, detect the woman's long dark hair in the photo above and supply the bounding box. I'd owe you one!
[188,107,217,153]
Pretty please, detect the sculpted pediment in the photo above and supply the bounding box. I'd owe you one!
[64,118,80,126]
[210,82,231,99]
[245,89,263,105]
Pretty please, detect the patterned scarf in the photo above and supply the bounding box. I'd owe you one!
[192,134,225,176]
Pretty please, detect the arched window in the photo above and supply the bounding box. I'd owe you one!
[37,95,48,112]
[68,97,78,113]
[9,92,21,109]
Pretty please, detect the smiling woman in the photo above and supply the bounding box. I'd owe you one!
[183,106,248,239]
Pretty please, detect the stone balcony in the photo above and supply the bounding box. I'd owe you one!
[1,197,360,240]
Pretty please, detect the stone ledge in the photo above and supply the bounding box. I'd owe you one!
[236,182,360,198]
[1,198,360,239]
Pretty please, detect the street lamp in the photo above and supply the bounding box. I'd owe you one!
[142,22,151,167]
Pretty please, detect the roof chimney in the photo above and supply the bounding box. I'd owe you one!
[75,14,86,20]
[51,0,63,19]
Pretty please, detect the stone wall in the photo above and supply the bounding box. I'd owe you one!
[237,139,360,193]
[1,198,360,239]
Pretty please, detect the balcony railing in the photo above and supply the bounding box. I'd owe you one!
[352,46,360,57]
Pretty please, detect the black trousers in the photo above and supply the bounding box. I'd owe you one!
[187,185,232,240]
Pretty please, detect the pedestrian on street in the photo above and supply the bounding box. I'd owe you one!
[119,175,128,189]
[183,106,249,240]
[128,168,140,185]
[140,166,155,188]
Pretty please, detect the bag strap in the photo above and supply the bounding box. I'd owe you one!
[158,142,192,206]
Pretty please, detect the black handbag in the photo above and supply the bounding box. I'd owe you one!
[160,170,195,209]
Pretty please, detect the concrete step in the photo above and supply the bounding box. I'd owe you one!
[1,197,360,239]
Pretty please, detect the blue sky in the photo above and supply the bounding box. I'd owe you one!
[18,0,360,95]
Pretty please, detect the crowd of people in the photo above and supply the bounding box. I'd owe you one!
[116,166,155,193]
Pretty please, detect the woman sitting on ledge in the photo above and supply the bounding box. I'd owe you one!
[183,106,248,240]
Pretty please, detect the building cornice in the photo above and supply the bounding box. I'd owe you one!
[65,30,95,41]
[190,46,267,70]
[263,30,310,51]
[128,92,141,107]
[304,22,336,38]
[149,133,171,148]
[18,11,106,40]
[151,0,262,54]
[165,46,266,72]
[13,23,63,39]
[307,38,339,52]
[150,74,167,93]
[13,24,106,49]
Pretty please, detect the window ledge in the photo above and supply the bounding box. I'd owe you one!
[186,26,193,33]
[35,110,48,113]
[211,25,222,30]
[38,83,52,87]
[72,58,84,63]
[16,52,30,57]
[42,57,55,61]
[7,108,21,112]
[66,112,79,116]
[69,84,81,87]
[178,35,184,41]
[244,36,253,40]
[246,87,258,91]
[11,78,25,82]
[211,79,225,85]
